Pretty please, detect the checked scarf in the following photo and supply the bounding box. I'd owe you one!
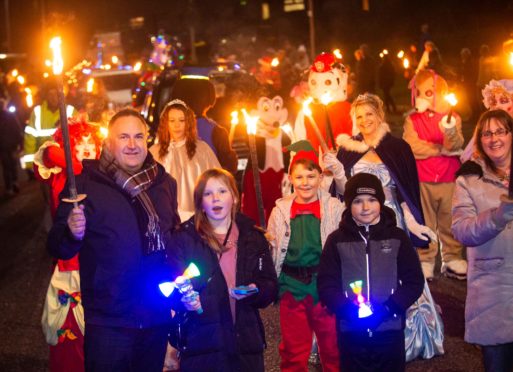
[99,147,165,255]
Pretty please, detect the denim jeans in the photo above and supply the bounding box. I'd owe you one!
[482,342,513,372]
[84,324,168,372]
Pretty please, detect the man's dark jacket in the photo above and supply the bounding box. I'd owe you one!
[47,159,180,328]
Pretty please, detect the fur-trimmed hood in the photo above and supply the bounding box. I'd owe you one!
[336,122,391,153]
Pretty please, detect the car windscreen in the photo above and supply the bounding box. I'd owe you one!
[94,74,138,91]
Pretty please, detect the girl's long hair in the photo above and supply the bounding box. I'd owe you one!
[193,168,240,254]
[474,109,513,175]
[157,101,197,160]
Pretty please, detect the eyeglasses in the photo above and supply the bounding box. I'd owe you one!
[481,128,510,139]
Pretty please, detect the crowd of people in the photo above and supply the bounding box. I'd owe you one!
[1,28,513,372]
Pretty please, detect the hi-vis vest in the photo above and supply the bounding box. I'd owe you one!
[21,104,75,168]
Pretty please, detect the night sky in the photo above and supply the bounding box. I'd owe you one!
[2,0,513,66]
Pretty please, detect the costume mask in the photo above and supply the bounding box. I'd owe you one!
[252,96,288,138]
[309,53,348,102]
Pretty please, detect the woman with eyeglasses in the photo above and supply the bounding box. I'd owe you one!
[452,109,513,372]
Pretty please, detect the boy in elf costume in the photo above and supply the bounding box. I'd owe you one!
[268,140,343,372]
[403,69,466,280]
[35,119,103,372]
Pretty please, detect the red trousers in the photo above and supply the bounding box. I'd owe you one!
[49,309,84,372]
[279,292,340,372]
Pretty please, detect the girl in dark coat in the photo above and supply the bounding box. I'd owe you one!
[167,168,278,372]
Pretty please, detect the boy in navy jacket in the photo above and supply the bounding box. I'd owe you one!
[318,173,423,371]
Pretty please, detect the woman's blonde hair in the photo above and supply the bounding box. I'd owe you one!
[193,168,240,254]
[157,100,197,160]
[350,93,385,124]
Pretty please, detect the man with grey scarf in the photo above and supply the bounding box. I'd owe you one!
[47,109,180,371]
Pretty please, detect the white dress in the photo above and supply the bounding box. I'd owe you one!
[150,139,221,221]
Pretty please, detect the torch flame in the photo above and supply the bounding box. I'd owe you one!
[25,88,33,108]
[444,93,458,107]
[230,111,239,126]
[50,37,63,75]
[17,75,25,85]
[320,92,333,106]
[403,58,410,69]
[333,49,343,59]
[271,57,279,67]
[133,61,142,71]
[397,50,405,58]
[302,97,313,117]
[99,126,108,138]
[281,123,293,135]
[383,49,389,55]
[242,109,259,135]
[86,78,95,93]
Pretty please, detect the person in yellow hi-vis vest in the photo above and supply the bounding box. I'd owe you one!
[22,83,77,171]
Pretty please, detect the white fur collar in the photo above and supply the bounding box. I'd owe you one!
[336,122,391,153]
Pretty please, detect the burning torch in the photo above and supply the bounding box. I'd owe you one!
[302,97,330,153]
[50,37,86,206]
[159,263,203,314]
[280,123,296,142]
[242,109,266,229]
[320,92,336,149]
[444,93,458,123]
[229,110,239,145]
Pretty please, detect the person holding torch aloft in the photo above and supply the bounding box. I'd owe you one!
[47,109,180,371]
[167,168,277,372]
[403,69,466,281]
[318,173,424,372]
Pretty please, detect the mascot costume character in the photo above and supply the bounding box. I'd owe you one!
[240,96,291,224]
[294,52,352,154]
[402,69,466,281]
[461,79,513,162]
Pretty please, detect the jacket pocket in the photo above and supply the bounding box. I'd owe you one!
[473,257,504,271]
[92,267,127,314]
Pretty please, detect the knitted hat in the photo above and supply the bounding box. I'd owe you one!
[344,173,385,207]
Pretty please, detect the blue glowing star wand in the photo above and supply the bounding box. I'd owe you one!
[349,280,373,318]
[159,263,203,314]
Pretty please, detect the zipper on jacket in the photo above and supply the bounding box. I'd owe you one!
[358,225,372,337]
